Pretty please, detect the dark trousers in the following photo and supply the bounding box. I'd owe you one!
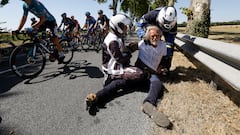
[96,74,163,106]
[143,75,163,106]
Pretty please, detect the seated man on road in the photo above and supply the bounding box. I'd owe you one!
[134,25,172,128]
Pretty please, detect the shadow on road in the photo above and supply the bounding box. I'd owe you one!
[24,59,104,84]
[0,72,24,95]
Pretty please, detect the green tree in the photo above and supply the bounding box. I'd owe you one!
[95,0,119,16]
[183,0,211,38]
[0,0,9,6]
[95,0,176,18]
[120,0,149,20]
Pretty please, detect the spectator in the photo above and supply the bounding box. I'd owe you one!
[136,5,177,75]
[135,25,171,128]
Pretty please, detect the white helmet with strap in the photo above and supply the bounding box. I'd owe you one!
[109,14,131,34]
[157,6,177,31]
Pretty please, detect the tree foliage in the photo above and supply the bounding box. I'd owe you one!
[185,0,211,38]
[0,0,9,6]
[120,0,149,20]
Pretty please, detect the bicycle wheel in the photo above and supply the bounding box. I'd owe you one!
[0,40,16,64]
[59,39,74,64]
[79,35,89,51]
[72,37,80,50]
[9,43,46,79]
[94,35,104,53]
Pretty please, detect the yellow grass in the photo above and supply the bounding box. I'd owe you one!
[178,25,240,45]
[153,50,240,135]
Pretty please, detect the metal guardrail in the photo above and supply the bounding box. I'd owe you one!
[175,33,240,93]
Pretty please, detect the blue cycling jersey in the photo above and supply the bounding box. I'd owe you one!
[85,16,96,27]
[23,0,55,22]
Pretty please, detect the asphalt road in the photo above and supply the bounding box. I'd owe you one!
[0,41,154,135]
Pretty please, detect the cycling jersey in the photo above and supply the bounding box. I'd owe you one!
[60,17,75,30]
[23,0,55,22]
[97,15,109,27]
[85,16,96,28]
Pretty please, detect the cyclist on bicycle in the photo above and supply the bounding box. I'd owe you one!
[58,13,76,39]
[13,0,65,64]
[94,9,109,35]
[82,11,96,36]
[70,15,80,38]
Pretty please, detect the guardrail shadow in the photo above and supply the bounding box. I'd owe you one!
[161,66,211,84]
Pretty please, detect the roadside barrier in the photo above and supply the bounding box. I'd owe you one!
[175,33,240,105]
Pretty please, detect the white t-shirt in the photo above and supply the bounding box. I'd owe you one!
[138,40,167,72]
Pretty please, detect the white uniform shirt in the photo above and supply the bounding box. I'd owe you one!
[138,40,167,72]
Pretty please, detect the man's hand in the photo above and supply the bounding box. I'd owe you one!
[12,30,19,35]
[127,41,138,53]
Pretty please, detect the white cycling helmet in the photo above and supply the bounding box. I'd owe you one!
[109,14,131,34]
[157,6,177,31]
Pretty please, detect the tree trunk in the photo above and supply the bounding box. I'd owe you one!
[186,0,211,38]
[113,0,118,16]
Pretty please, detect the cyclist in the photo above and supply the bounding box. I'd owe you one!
[13,0,65,63]
[58,13,76,39]
[82,11,96,36]
[70,15,80,37]
[136,6,177,75]
[94,9,109,35]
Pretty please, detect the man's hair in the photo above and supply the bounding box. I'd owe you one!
[143,25,162,41]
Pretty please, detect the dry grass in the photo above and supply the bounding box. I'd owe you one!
[153,51,240,135]
[178,25,240,45]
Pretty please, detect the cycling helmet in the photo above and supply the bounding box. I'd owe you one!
[109,14,131,34]
[61,12,67,17]
[98,10,103,14]
[85,11,91,17]
[157,6,177,30]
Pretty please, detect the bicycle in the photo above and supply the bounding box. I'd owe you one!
[78,28,103,52]
[9,29,74,79]
[59,29,81,50]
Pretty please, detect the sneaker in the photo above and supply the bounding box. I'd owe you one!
[141,102,171,128]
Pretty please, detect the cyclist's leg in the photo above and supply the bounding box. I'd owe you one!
[48,21,65,63]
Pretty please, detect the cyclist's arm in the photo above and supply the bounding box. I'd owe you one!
[93,20,98,29]
[17,15,27,31]
[32,15,46,30]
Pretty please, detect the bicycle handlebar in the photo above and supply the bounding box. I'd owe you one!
[12,28,38,41]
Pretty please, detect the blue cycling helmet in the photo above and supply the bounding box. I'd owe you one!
[85,11,91,17]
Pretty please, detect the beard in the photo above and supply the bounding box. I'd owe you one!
[150,40,159,47]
